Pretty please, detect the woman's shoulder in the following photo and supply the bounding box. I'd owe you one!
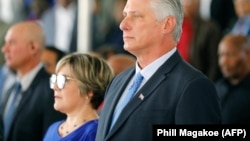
[43,120,64,141]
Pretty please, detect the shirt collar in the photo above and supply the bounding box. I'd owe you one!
[18,63,44,92]
[135,47,177,80]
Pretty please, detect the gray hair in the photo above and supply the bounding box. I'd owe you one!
[150,0,183,42]
[55,53,114,109]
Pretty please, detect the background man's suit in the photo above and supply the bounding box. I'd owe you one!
[96,51,221,141]
[2,67,65,141]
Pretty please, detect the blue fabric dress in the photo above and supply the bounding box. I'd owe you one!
[43,119,98,141]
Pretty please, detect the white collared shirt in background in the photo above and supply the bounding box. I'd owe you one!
[55,3,76,53]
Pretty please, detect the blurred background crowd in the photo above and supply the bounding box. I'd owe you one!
[0,0,249,82]
[0,1,250,139]
[0,0,250,128]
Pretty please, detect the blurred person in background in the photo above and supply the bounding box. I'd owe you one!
[231,0,250,36]
[97,53,136,113]
[210,0,237,35]
[178,0,222,81]
[0,64,16,117]
[1,21,65,141]
[101,0,127,54]
[0,117,2,141]
[92,0,129,55]
[0,20,11,66]
[27,0,55,20]
[216,34,250,124]
[39,0,78,53]
[94,44,121,60]
[0,64,16,140]
[107,54,135,76]
[0,0,26,24]
[41,46,66,74]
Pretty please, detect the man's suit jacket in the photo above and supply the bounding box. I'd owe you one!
[210,0,236,34]
[189,17,222,81]
[6,67,65,141]
[215,76,250,124]
[0,116,2,141]
[0,65,16,114]
[96,51,221,141]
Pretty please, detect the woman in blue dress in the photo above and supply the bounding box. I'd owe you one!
[43,53,114,141]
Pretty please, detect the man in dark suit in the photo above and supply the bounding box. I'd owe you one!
[0,116,2,141]
[216,34,250,124]
[1,21,65,141]
[210,0,236,35]
[179,0,222,82]
[95,0,221,141]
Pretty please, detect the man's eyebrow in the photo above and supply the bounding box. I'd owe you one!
[123,11,140,15]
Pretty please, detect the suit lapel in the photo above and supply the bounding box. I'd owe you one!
[107,73,167,137]
[13,68,48,120]
[106,51,182,139]
[103,69,135,136]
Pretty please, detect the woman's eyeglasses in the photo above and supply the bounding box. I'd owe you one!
[50,74,75,90]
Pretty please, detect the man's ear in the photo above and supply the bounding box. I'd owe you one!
[162,16,176,34]
[29,41,39,56]
[29,41,35,50]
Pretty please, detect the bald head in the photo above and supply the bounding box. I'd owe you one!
[107,54,136,75]
[218,34,250,84]
[10,21,45,48]
[2,21,45,77]
[219,34,250,51]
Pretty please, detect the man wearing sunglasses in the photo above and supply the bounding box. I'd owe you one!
[0,21,65,141]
